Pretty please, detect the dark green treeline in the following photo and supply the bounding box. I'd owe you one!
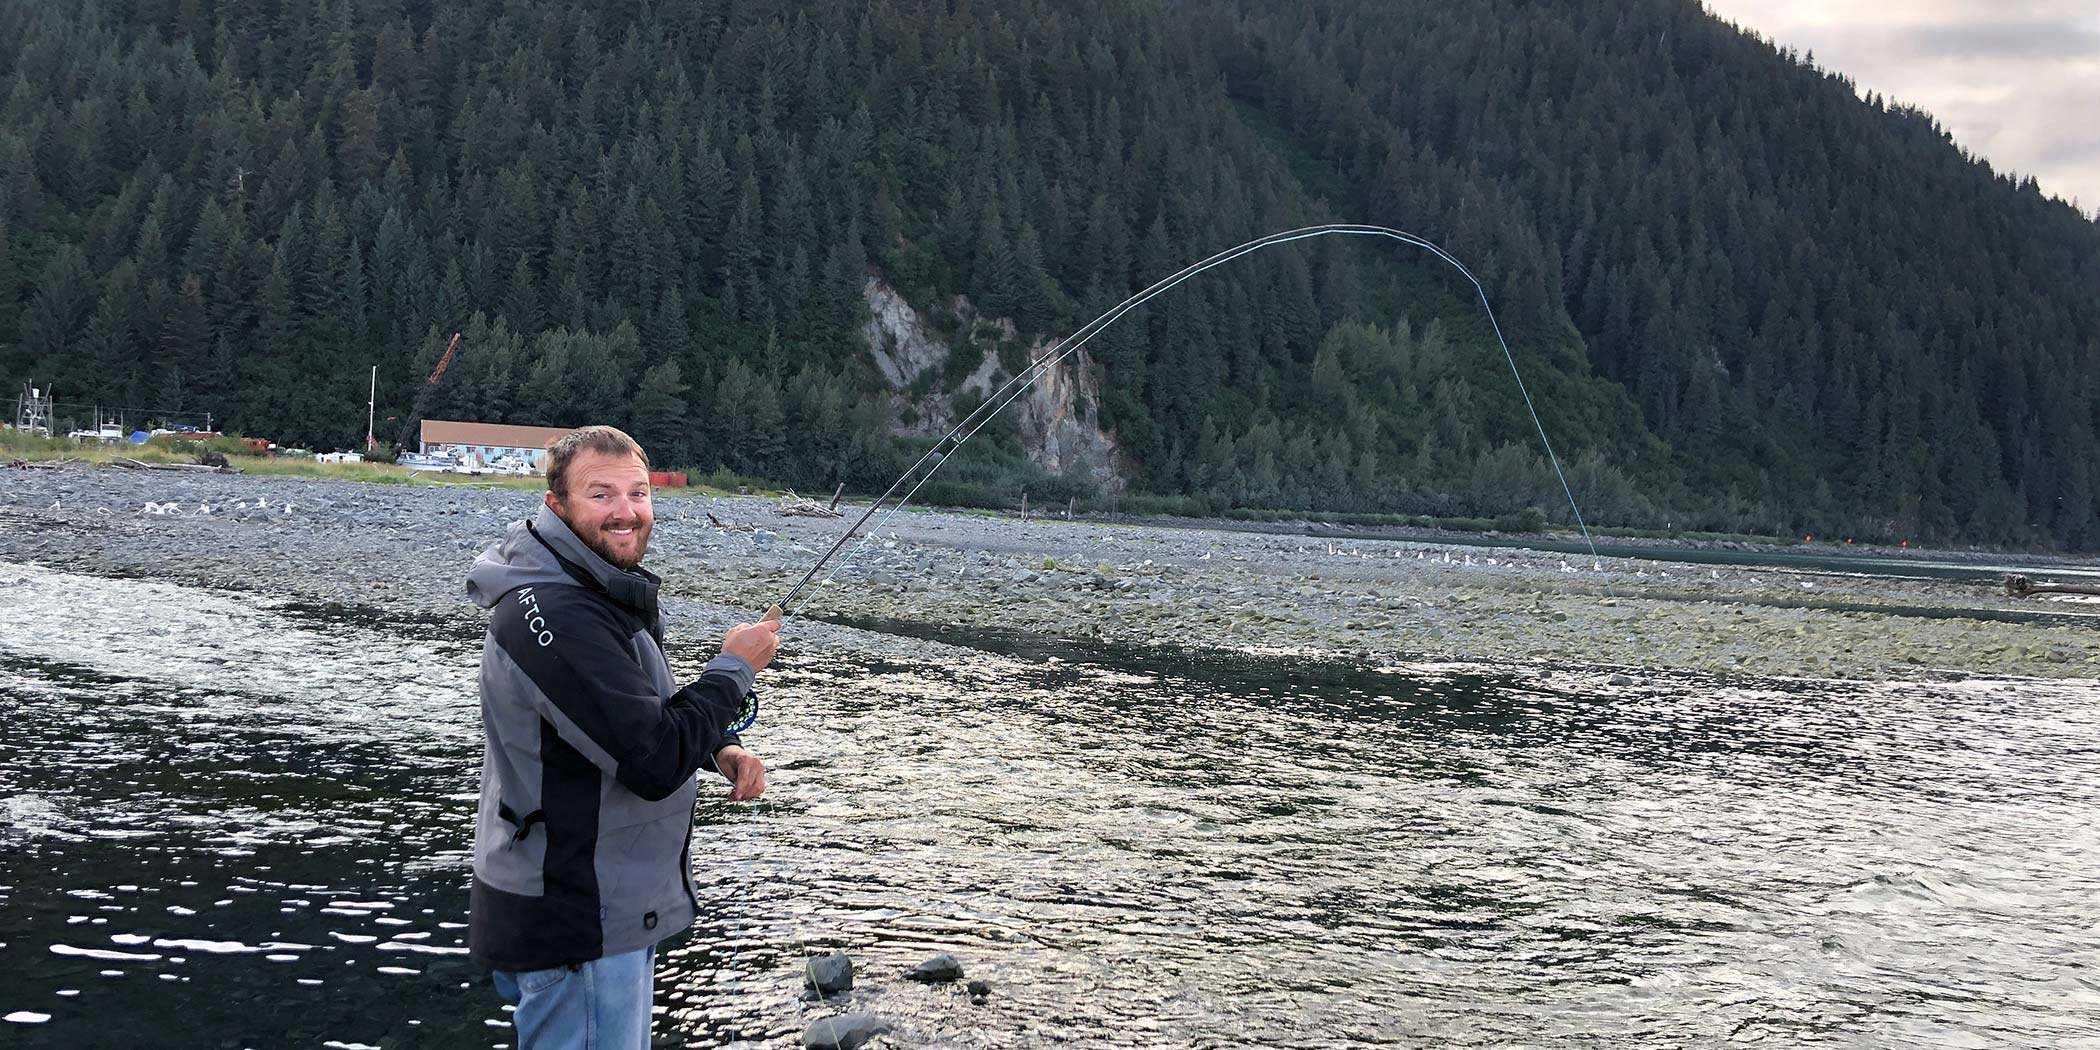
[2,0,2097,547]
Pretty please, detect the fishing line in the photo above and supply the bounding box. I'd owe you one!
[774,224,1600,620]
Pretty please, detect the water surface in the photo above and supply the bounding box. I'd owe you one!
[2,564,2097,1047]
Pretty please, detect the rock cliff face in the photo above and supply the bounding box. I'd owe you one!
[862,276,1125,490]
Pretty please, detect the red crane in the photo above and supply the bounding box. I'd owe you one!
[426,331,464,385]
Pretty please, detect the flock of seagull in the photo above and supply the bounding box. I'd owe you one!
[30,497,299,516]
[139,498,295,516]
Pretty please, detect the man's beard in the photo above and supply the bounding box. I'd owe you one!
[578,521,649,570]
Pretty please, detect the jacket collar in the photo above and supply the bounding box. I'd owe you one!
[527,504,662,618]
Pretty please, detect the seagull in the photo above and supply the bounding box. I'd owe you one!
[48,499,60,511]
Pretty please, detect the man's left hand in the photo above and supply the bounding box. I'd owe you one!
[715,745,766,801]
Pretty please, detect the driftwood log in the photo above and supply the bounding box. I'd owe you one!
[777,491,843,518]
[706,510,756,532]
[2005,574,2100,598]
[111,456,244,475]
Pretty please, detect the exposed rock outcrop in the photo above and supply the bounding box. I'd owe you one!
[862,276,1125,491]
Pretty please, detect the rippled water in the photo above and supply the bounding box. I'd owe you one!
[3,563,2098,1048]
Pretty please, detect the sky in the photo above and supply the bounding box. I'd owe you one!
[1700,1,2100,216]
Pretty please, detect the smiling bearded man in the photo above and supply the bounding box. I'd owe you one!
[463,425,780,1049]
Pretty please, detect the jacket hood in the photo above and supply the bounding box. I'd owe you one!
[466,504,662,615]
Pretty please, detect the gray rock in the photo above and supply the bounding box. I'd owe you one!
[966,979,992,999]
[804,952,854,995]
[801,1013,890,1050]
[1608,673,1636,686]
[906,952,964,983]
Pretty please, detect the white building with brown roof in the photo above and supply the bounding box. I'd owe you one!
[418,420,578,474]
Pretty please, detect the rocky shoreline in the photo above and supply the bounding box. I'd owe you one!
[4,464,2097,683]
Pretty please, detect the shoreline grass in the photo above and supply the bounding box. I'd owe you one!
[4,435,751,499]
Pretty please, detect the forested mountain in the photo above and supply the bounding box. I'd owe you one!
[3,0,2098,547]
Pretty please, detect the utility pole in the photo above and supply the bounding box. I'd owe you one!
[366,365,378,450]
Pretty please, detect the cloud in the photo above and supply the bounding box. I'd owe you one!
[1894,20,2100,61]
[1703,1,2100,212]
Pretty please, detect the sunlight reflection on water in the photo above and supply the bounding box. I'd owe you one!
[1,564,2097,1048]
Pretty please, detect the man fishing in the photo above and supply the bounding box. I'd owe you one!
[463,424,779,1048]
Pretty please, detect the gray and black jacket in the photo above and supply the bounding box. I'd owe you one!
[465,505,751,972]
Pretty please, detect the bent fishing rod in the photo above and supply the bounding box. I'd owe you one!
[771,223,1599,620]
[723,224,1603,734]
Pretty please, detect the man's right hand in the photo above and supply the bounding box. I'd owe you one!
[721,606,783,672]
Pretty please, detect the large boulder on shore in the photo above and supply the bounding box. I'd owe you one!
[801,1013,890,1050]
[906,953,964,983]
[804,952,854,995]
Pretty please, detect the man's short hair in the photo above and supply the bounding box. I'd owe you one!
[547,425,651,498]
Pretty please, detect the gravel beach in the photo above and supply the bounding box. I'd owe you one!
[4,464,2097,682]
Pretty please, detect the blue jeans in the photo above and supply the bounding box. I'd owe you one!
[492,945,656,1050]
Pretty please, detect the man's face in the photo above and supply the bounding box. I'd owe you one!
[546,450,654,570]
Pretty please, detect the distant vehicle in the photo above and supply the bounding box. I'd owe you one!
[397,451,462,472]
[315,451,365,464]
[66,419,125,443]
